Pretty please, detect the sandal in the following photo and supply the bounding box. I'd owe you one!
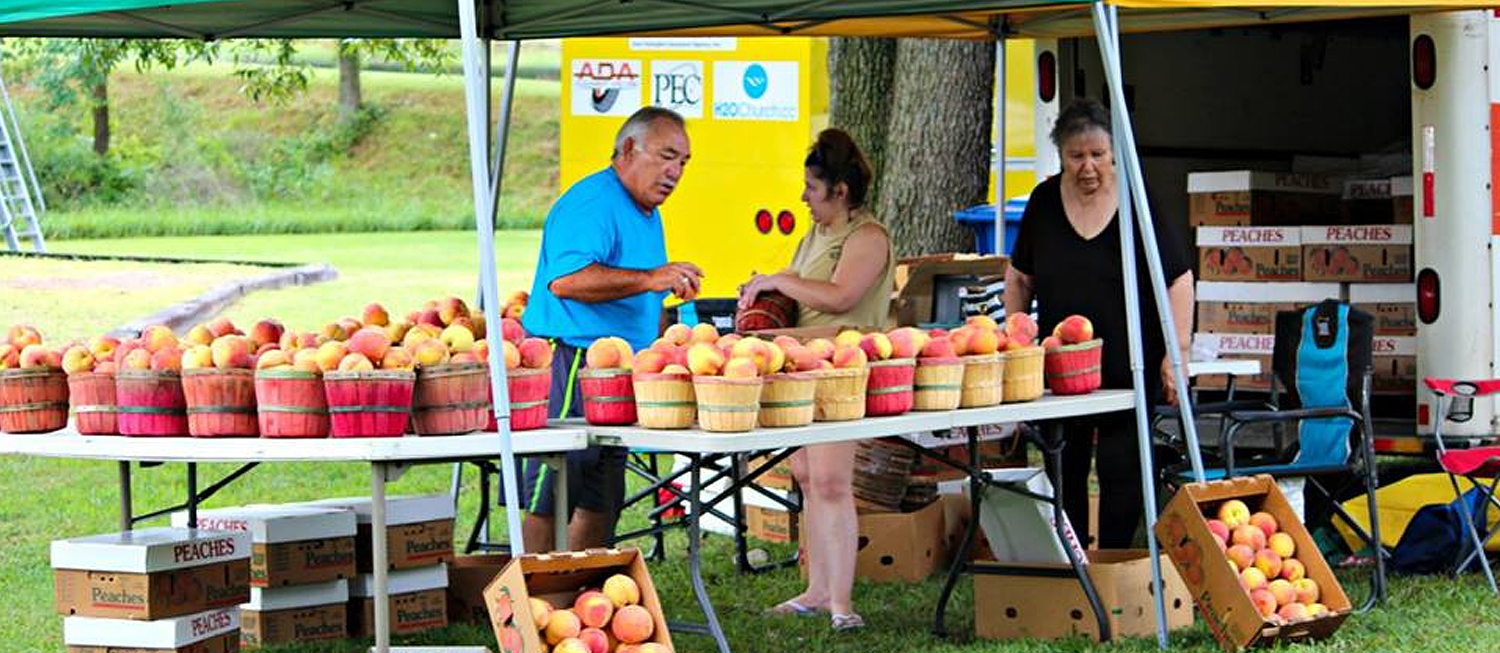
[767,599,823,616]
[831,613,865,631]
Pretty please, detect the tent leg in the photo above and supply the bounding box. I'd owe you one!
[1090,3,1168,649]
[994,37,1006,255]
[458,0,525,555]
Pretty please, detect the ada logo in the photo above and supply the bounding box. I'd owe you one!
[713,61,799,122]
[742,63,768,99]
[650,60,703,118]
[570,59,642,117]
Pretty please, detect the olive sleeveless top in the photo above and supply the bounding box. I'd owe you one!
[787,209,896,330]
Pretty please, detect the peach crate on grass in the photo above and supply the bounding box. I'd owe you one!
[182,368,258,437]
[959,353,1004,408]
[254,368,329,438]
[811,367,869,422]
[632,371,695,429]
[693,375,762,432]
[115,369,188,436]
[1044,339,1104,395]
[68,371,117,434]
[579,367,637,426]
[865,358,916,417]
[413,362,489,435]
[0,367,69,433]
[323,370,415,438]
[505,367,550,431]
[913,357,964,411]
[758,372,816,427]
[1001,346,1045,402]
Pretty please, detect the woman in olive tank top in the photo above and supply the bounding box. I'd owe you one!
[739,129,892,631]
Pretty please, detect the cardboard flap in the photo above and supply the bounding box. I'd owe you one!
[244,578,348,612]
[171,505,356,543]
[51,527,251,573]
[64,608,239,647]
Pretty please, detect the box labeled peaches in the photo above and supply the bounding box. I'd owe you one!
[171,505,357,588]
[302,494,454,572]
[65,607,240,653]
[1156,476,1350,652]
[53,528,252,621]
[1188,171,1342,227]
[484,548,672,653]
[1197,227,1302,282]
[1301,225,1412,283]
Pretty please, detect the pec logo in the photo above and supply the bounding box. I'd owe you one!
[742,63,768,99]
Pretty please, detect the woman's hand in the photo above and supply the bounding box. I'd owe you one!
[738,273,790,309]
[1160,354,1186,406]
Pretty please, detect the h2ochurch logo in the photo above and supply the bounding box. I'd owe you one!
[571,59,642,117]
[713,61,798,122]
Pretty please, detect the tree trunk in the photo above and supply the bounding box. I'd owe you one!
[338,47,362,121]
[827,38,896,206]
[91,79,109,156]
[876,39,994,257]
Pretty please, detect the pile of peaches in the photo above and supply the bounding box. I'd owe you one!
[1209,499,1328,624]
[530,574,666,653]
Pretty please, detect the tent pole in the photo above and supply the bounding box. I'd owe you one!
[490,41,522,226]
[458,0,525,558]
[994,36,1006,255]
[1090,3,1166,649]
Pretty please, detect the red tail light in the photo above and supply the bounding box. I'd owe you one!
[1417,267,1440,324]
[1038,51,1057,103]
[754,209,772,234]
[777,210,795,235]
[1413,34,1436,90]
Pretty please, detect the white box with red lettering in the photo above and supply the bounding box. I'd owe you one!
[1193,332,1278,391]
[53,528,252,621]
[1302,225,1413,282]
[64,607,240,653]
[1196,226,1302,282]
[240,578,349,649]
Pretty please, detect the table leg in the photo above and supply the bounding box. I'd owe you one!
[186,462,199,528]
[687,453,731,653]
[1041,423,1110,642]
[932,426,981,637]
[119,461,132,532]
[372,462,390,653]
[550,455,568,550]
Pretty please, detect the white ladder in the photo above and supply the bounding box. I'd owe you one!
[0,70,46,253]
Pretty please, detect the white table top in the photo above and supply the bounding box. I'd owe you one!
[0,428,589,463]
[1188,359,1263,377]
[581,390,1135,454]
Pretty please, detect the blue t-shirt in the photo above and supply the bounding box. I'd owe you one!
[522,167,668,351]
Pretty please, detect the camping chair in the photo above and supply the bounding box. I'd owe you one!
[1167,299,1387,610]
[1422,377,1500,594]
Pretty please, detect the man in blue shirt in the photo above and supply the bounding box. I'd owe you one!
[519,106,703,551]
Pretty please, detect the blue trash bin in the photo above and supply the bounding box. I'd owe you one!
[953,197,1027,255]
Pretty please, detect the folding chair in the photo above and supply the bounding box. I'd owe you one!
[1423,377,1500,594]
[1169,299,1387,610]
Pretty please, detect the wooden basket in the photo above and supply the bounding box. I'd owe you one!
[255,369,329,438]
[1044,339,1104,395]
[913,357,965,411]
[506,367,551,431]
[693,376,762,433]
[0,368,69,434]
[182,368,258,437]
[811,367,869,422]
[414,362,489,435]
[959,354,1004,408]
[116,370,188,437]
[865,358,916,417]
[1002,346,1045,403]
[632,372,695,429]
[324,370,415,438]
[579,368,637,426]
[69,371,117,435]
[758,373,816,427]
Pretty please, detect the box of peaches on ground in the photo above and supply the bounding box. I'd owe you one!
[1156,475,1350,652]
[484,548,671,653]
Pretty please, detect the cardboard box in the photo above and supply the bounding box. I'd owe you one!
[53,528,252,621]
[1301,225,1413,283]
[1156,476,1351,651]
[65,608,240,653]
[348,563,449,638]
[172,505,357,588]
[854,499,945,582]
[1373,336,1416,395]
[448,554,512,625]
[1349,283,1416,336]
[745,504,797,544]
[746,453,794,490]
[239,579,348,648]
[1192,333,1277,392]
[1188,171,1342,227]
[1197,227,1302,282]
[893,253,1007,327]
[974,550,1194,642]
[1195,282,1339,334]
[484,549,671,653]
[303,494,455,572]
[938,493,990,564]
[1342,176,1413,224]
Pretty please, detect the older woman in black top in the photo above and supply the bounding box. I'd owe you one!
[1003,98,1196,548]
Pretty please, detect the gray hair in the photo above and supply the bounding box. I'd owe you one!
[612,106,685,158]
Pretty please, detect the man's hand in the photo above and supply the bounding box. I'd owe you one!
[648,262,704,301]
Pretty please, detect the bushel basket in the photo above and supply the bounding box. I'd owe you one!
[0,368,68,434]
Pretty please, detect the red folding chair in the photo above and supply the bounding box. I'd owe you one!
[1424,377,1500,594]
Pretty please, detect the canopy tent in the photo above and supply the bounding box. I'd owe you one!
[0,2,1491,652]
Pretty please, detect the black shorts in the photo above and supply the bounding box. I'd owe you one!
[514,341,626,516]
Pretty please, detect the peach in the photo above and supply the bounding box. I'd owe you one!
[1292,578,1320,604]
[1268,532,1295,559]
[528,597,553,629]
[1225,544,1256,571]
[500,317,527,345]
[948,326,974,356]
[451,352,480,364]
[94,361,117,375]
[635,350,668,374]
[1249,588,1277,619]
[412,338,451,368]
[1206,519,1230,543]
[337,317,364,337]
[383,321,411,345]
[723,357,759,379]
[88,336,120,361]
[634,642,670,653]
[575,591,614,629]
[687,343,725,376]
[1268,579,1296,607]
[362,302,390,327]
[587,337,633,369]
[1003,312,1038,346]
[859,332,893,361]
[1254,549,1282,580]
[690,323,719,344]
[339,353,375,371]
[519,338,553,369]
[150,346,182,372]
[61,346,95,374]
[122,347,152,370]
[663,323,692,346]
[834,329,863,349]
[730,337,774,373]
[1211,532,1227,552]
[1240,567,1268,591]
[887,327,928,359]
[292,349,321,374]
[211,336,253,369]
[966,327,1000,355]
[715,334,742,354]
[966,315,1000,331]
[1277,602,1310,624]
[920,336,956,359]
[255,349,291,370]
[662,364,690,375]
[610,605,654,644]
[806,338,835,361]
[295,332,320,350]
[553,639,589,653]
[473,314,490,340]
[315,341,350,372]
[788,345,823,372]
[416,308,443,328]
[1306,602,1329,618]
[1054,314,1094,344]
[1232,524,1267,550]
[832,344,867,368]
[1280,557,1305,582]
[181,345,213,370]
[255,342,278,357]
[142,325,177,353]
[1249,512,1279,540]
[1041,335,1063,350]
[6,324,41,349]
[439,296,470,325]
[502,341,522,370]
[381,346,415,370]
[0,344,14,369]
[473,339,490,363]
[402,326,434,349]
[602,574,640,608]
[186,325,214,347]
[772,335,801,352]
[441,324,476,353]
[1217,499,1251,529]
[321,321,349,342]
[205,317,238,338]
[578,628,610,653]
[545,609,582,646]
[766,341,786,373]
[347,327,391,363]
[249,319,284,348]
